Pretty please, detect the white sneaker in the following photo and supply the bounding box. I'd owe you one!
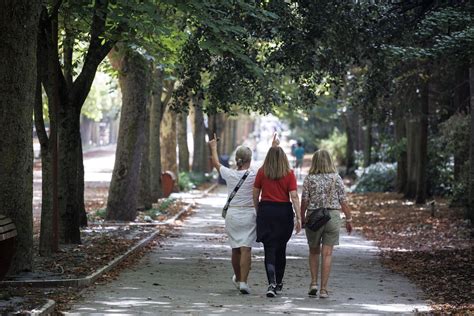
[239,282,251,294]
[231,275,239,289]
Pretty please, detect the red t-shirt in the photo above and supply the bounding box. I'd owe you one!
[254,168,297,202]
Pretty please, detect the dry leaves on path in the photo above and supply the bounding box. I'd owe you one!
[348,192,473,314]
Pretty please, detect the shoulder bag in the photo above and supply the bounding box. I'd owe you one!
[306,175,337,232]
[222,170,251,219]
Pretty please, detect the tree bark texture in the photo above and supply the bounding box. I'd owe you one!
[363,117,372,168]
[177,112,190,172]
[106,47,149,221]
[342,111,356,176]
[468,64,474,222]
[149,68,166,200]
[34,77,54,256]
[139,100,152,210]
[160,104,179,191]
[416,82,429,204]
[0,0,41,272]
[191,101,209,173]
[394,111,408,194]
[405,119,418,199]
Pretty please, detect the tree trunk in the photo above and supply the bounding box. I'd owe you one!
[149,68,166,200]
[343,111,356,176]
[139,99,152,210]
[106,46,149,221]
[34,77,54,256]
[416,82,429,204]
[57,105,82,243]
[363,117,372,168]
[191,100,208,173]
[161,104,179,190]
[468,64,474,222]
[394,113,407,194]
[177,111,190,172]
[405,119,418,199]
[0,0,40,272]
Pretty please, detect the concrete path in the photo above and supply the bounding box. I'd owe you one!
[65,186,429,315]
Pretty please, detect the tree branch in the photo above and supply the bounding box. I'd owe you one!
[34,76,49,148]
[37,5,67,103]
[72,0,118,107]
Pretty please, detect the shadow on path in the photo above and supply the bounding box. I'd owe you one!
[66,185,429,315]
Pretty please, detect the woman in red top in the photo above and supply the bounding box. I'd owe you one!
[253,134,302,297]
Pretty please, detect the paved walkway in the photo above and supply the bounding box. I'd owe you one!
[65,185,429,315]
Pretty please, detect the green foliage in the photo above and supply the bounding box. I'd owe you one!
[178,172,213,191]
[81,72,120,121]
[352,163,397,193]
[318,128,347,166]
[95,209,107,219]
[427,114,470,204]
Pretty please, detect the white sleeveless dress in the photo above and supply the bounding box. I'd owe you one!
[220,166,258,248]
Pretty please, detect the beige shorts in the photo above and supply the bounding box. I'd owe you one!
[305,209,341,247]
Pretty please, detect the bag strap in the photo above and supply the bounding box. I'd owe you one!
[223,170,251,211]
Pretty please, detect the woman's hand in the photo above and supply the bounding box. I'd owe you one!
[271,132,280,147]
[208,133,220,171]
[208,133,218,149]
[294,219,302,234]
[345,222,352,235]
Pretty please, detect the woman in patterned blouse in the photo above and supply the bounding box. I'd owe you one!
[300,149,353,298]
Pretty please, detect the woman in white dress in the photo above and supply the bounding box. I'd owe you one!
[209,134,257,294]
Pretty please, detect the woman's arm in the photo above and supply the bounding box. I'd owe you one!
[208,133,221,171]
[253,188,261,212]
[290,190,302,234]
[300,198,308,226]
[341,201,352,234]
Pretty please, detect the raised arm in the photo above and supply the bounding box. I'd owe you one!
[208,133,221,171]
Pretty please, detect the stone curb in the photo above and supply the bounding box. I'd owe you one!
[1,183,219,289]
[29,299,55,316]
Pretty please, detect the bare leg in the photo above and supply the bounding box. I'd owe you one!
[240,247,251,283]
[232,248,241,281]
[320,245,334,290]
[309,246,320,285]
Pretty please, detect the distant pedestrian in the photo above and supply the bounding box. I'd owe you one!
[209,134,256,294]
[253,133,302,297]
[300,149,352,298]
[294,141,305,179]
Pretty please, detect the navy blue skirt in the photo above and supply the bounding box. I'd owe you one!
[256,201,294,244]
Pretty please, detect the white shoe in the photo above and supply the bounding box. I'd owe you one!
[231,275,239,289]
[239,282,251,294]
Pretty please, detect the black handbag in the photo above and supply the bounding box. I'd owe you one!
[306,175,337,232]
[306,208,331,232]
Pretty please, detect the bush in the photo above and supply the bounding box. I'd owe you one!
[318,128,347,165]
[178,172,213,191]
[427,113,470,205]
[351,162,397,193]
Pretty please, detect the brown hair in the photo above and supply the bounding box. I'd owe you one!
[262,147,291,180]
[308,149,337,174]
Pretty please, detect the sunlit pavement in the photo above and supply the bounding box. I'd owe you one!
[65,185,429,315]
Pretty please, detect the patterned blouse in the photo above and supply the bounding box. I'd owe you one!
[301,173,347,210]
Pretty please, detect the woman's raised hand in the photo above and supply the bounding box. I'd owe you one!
[271,132,280,147]
[208,133,218,149]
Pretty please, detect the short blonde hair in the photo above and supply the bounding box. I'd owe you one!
[309,149,337,174]
[263,147,290,180]
[235,146,252,168]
